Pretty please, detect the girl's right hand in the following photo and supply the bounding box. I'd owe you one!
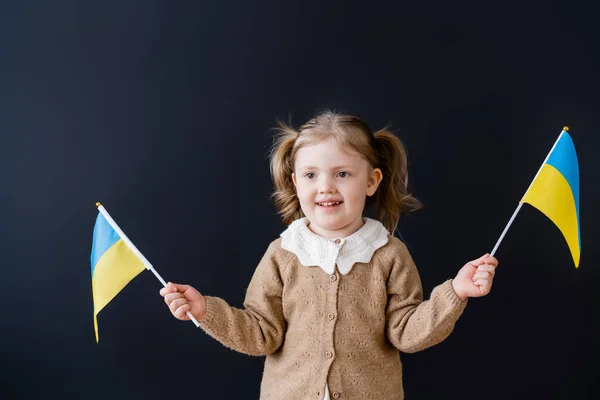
[159,282,206,321]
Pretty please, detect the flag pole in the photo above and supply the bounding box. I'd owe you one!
[96,202,201,327]
[489,127,569,257]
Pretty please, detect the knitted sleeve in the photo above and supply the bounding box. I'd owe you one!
[198,240,291,356]
[384,240,467,353]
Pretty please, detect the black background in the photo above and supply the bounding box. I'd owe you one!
[1,1,599,399]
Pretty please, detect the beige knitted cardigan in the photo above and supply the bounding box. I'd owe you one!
[199,219,467,399]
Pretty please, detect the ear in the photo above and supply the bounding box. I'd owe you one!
[292,172,297,187]
[366,168,383,197]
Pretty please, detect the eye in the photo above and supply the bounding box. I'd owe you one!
[337,171,350,178]
[304,172,316,180]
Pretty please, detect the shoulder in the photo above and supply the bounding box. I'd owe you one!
[262,237,297,272]
[373,235,417,271]
[378,235,412,259]
[375,236,422,289]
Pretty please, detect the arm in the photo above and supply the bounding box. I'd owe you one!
[161,241,292,356]
[385,243,467,354]
[197,241,291,356]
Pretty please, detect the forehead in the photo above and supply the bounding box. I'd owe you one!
[294,138,366,169]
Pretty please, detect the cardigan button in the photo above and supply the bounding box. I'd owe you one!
[325,351,333,358]
[330,274,337,282]
[332,392,340,398]
[334,238,341,245]
[328,313,335,320]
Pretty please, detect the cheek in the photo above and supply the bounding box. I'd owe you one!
[344,182,369,201]
[296,184,314,203]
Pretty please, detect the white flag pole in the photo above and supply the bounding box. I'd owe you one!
[489,127,568,257]
[96,202,201,327]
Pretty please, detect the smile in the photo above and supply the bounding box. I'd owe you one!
[317,201,343,207]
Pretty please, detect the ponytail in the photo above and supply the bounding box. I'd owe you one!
[373,129,422,233]
[269,120,304,225]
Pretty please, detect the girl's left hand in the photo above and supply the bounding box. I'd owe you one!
[452,254,499,301]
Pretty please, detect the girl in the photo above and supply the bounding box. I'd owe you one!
[160,111,498,400]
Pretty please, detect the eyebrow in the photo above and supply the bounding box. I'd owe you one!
[296,165,354,172]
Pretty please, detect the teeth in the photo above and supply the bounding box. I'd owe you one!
[318,201,341,206]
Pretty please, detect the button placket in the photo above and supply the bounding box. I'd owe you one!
[329,238,343,272]
[324,268,338,371]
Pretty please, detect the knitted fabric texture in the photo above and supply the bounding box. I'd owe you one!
[199,233,467,400]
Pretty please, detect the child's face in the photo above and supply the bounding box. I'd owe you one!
[292,138,382,238]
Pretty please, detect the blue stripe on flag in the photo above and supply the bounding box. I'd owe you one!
[547,131,580,249]
[90,213,121,275]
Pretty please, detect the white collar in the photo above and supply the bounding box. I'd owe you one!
[280,217,389,275]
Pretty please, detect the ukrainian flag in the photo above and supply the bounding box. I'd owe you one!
[520,128,581,267]
[91,206,146,341]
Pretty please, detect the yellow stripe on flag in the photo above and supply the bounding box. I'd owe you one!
[521,163,580,267]
[92,239,145,341]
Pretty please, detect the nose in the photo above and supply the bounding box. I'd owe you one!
[318,176,337,194]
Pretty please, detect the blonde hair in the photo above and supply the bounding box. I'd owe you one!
[269,110,422,233]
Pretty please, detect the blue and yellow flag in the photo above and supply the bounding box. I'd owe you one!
[91,210,145,341]
[520,128,581,267]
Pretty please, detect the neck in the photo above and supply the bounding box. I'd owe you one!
[307,217,365,239]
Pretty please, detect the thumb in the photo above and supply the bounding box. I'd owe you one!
[469,253,490,267]
[170,283,192,292]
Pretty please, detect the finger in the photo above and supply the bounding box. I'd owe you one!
[477,265,496,274]
[472,271,492,281]
[161,283,178,296]
[484,256,499,268]
[473,278,492,290]
[477,285,491,296]
[474,267,495,280]
[169,298,188,314]
[164,292,184,305]
[174,304,191,319]
[160,284,172,296]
